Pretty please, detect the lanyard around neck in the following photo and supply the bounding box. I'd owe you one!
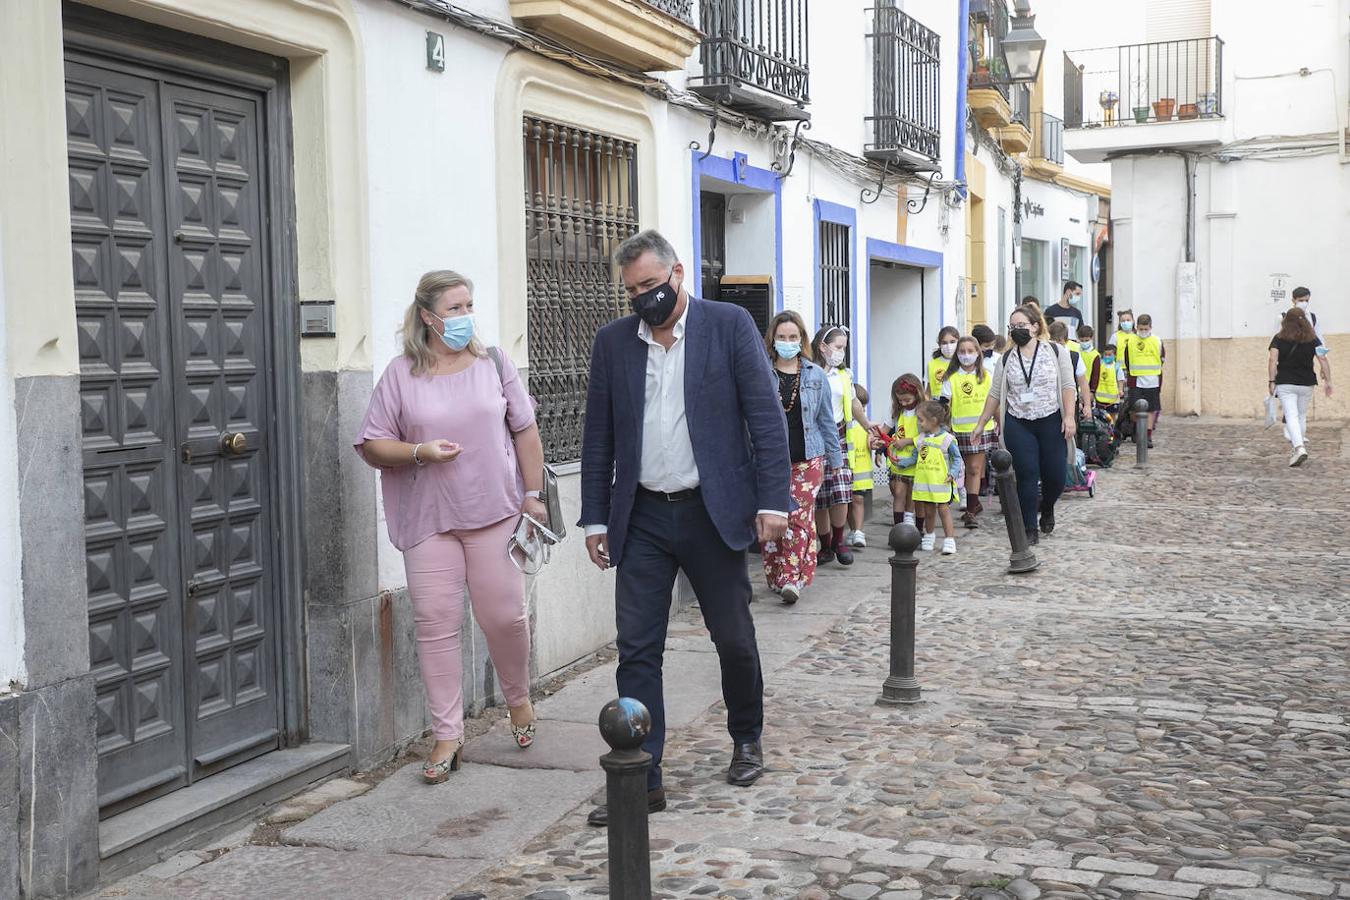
[1016,342,1040,389]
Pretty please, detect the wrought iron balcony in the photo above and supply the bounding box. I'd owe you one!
[688,0,810,121]
[1032,111,1064,165]
[865,3,940,165]
[508,0,700,72]
[968,0,1011,101]
[1065,36,1224,128]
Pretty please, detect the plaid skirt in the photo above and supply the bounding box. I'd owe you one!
[815,426,853,509]
[955,427,1000,455]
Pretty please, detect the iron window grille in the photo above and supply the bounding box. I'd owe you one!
[689,0,810,115]
[818,221,851,336]
[1033,111,1063,164]
[866,1,940,162]
[638,0,694,24]
[524,116,639,464]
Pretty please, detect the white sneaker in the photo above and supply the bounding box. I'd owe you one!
[957,487,968,511]
[902,512,916,526]
[849,530,867,548]
[780,583,801,605]
[942,537,956,555]
[1290,446,1308,467]
[920,532,936,551]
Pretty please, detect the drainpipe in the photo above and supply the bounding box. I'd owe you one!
[955,0,969,197]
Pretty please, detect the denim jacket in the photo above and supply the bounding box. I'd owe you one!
[795,359,845,469]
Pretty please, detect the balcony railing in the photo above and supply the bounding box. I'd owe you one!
[865,3,940,163]
[1010,82,1031,125]
[689,0,810,120]
[968,0,1011,100]
[1032,111,1064,164]
[1065,36,1224,128]
[639,0,694,24]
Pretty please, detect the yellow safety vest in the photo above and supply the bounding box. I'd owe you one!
[946,371,995,434]
[1127,335,1162,378]
[887,411,919,476]
[1112,329,1133,358]
[912,432,957,504]
[827,367,855,424]
[846,421,873,491]
[1095,360,1120,404]
[1078,344,1100,378]
[927,356,949,398]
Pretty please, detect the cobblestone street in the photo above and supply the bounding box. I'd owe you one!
[90,417,1350,900]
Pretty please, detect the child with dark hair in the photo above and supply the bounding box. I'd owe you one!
[1122,313,1164,447]
[972,324,997,361]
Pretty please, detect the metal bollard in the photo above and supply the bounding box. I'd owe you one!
[877,522,922,706]
[990,449,1039,574]
[598,698,653,900]
[1132,398,1150,467]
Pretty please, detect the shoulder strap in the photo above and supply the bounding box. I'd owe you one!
[487,346,504,385]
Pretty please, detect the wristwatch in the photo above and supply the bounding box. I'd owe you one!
[525,490,542,500]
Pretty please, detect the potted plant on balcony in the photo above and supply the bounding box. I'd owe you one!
[1152,97,1176,121]
[1131,76,1150,123]
[1198,91,1218,117]
[1177,102,1199,120]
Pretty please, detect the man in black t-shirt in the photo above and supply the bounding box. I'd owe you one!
[1044,280,1084,328]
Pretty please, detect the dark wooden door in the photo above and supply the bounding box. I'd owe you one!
[68,49,282,815]
[700,191,726,300]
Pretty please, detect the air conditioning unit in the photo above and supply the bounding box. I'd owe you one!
[717,275,774,336]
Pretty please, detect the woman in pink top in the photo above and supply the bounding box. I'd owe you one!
[354,270,547,783]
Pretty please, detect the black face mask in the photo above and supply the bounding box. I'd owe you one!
[630,269,679,327]
[1010,326,1033,347]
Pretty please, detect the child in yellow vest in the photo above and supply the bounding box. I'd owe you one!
[1122,312,1165,447]
[874,374,924,528]
[913,400,963,555]
[1113,308,1135,362]
[1095,342,1124,410]
[928,325,959,398]
[939,336,997,529]
[845,385,873,548]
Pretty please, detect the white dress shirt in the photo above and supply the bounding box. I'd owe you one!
[585,300,784,538]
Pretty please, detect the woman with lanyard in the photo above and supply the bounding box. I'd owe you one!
[972,304,1076,545]
[811,325,873,566]
[761,312,843,604]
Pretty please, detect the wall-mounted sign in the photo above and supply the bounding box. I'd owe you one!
[1022,199,1045,218]
[1060,238,1071,279]
[426,31,446,72]
[1269,272,1291,304]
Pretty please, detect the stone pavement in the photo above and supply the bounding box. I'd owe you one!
[85,417,1350,900]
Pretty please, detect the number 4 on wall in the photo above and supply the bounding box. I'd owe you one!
[427,31,446,72]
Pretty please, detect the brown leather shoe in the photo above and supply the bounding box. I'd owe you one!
[586,788,666,827]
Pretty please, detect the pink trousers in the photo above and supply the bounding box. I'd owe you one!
[403,515,531,740]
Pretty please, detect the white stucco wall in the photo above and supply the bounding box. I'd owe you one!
[1020,177,1100,327]
[0,228,26,688]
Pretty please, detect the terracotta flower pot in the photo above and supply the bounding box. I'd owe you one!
[1177,103,1199,120]
[1152,98,1176,121]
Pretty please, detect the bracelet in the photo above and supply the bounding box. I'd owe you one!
[525,490,542,500]
[411,442,425,466]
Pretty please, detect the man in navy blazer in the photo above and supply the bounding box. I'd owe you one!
[579,229,790,826]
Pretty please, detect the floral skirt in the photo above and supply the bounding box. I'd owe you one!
[763,458,825,591]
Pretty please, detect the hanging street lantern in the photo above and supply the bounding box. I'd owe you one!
[1000,0,1046,84]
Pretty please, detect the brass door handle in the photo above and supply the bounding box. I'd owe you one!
[221,432,247,455]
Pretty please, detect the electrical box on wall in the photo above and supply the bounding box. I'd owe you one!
[299,300,336,337]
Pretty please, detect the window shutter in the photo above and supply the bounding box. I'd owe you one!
[1146,0,1211,41]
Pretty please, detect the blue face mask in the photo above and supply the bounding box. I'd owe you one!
[1120,321,1134,332]
[1103,356,1115,365]
[774,341,801,360]
[434,312,475,351]
[1079,341,1094,352]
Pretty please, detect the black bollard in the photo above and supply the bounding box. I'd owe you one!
[598,698,653,900]
[877,522,922,706]
[989,449,1039,574]
[1132,398,1150,467]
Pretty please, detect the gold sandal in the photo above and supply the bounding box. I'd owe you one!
[422,740,463,784]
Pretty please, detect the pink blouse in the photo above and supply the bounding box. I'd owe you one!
[354,352,536,551]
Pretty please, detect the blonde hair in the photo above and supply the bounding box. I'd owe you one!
[401,269,487,375]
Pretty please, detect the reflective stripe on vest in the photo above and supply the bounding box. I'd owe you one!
[912,433,953,502]
[1129,336,1162,376]
[947,371,994,433]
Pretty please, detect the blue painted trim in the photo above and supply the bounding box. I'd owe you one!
[812,199,860,377]
[863,237,945,419]
[955,0,969,198]
[690,150,784,311]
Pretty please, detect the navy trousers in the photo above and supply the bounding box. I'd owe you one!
[1002,411,1066,534]
[615,490,764,791]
